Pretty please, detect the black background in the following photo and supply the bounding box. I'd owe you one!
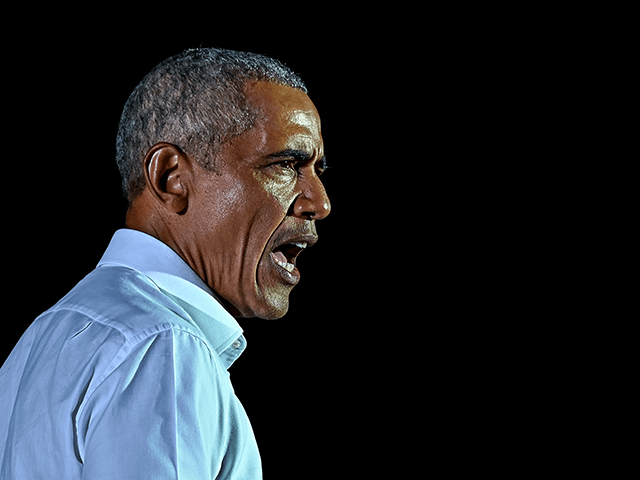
[2,8,632,477]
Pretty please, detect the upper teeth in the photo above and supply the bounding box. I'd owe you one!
[271,242,307,274]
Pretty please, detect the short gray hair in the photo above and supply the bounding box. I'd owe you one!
[115,48,307,201]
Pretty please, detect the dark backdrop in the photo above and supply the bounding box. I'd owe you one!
[2,10,630,477]
[3,20,405,476]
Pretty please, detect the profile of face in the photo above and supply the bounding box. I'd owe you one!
[132,81,331,319]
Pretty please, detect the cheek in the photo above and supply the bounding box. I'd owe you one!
[211,173,295,226]
[201,177,290,277]
[189,178,256,274]
[256,173,298,216]
[204,179,248,223]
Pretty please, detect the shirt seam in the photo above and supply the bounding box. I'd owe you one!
[170,329,180,479]
[44,302,213,352]
[80,324,217,400]
[74,321,219,465]
[92,266,241,356]
[42,305,216,402]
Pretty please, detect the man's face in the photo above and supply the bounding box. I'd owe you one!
[185,81,331,319]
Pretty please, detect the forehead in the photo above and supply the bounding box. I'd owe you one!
[244,81,322,154]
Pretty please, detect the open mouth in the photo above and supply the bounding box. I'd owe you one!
[270,242,307,274]
[266,231,318,286]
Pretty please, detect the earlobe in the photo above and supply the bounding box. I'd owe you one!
[143,142,190,214]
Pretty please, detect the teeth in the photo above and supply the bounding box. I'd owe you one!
[271,241,307,275]
[273,256,295,273]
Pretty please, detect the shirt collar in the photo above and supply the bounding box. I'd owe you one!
[97,229,245,368]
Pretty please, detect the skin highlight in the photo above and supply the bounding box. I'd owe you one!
[125,81,331,320]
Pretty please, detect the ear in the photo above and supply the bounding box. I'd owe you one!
[143,142,191,214]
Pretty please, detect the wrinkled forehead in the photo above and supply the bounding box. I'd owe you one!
[280,108,322,153]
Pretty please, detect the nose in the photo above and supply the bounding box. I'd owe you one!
[293,173,331,221]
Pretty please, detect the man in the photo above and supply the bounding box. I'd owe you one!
[0,48,330,478]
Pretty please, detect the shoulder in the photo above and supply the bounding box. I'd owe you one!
[29,267,221,399]
[43,266,209,351]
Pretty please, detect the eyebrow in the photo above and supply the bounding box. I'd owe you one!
[268,149,328,170]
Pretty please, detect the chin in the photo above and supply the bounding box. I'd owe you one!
[233,261,297,319]
[241,288,291,320]
[254,297,290,320]
[257,310,288,320]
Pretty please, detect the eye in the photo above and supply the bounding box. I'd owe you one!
[277,160,297,169]
[270,159,300,173]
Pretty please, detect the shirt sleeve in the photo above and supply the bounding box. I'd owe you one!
[80,327,228,480]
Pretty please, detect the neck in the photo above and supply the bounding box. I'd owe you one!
[125,194,243,319]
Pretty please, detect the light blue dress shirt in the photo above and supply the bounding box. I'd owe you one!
[0,229,262,479]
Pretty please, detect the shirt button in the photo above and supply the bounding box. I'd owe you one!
[232,340,241,349]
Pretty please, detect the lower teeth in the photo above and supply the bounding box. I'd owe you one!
[274,258,295,273]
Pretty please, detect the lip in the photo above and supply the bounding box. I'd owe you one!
[267,232,318,286]
[274,233,319,249]
[270,254,301,285]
